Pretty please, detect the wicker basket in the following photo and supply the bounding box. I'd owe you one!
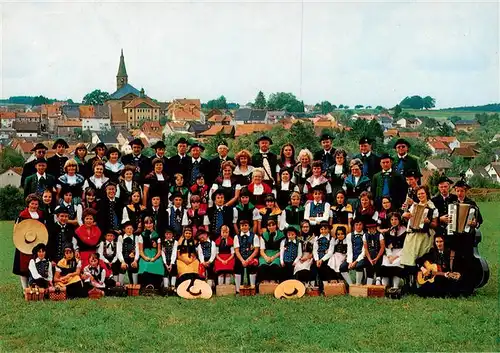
[324,281,347,296]
[349,284,368,297]
[24,287,45,301]
[239,285,256,296]
[88,288,105,299]
[306,286,321,297]
[126,284,141,297]
[216,284,235,296]
[48,286,67,301]
[258,282,278,295]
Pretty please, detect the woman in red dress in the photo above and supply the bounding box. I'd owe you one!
[214,225,235,285]
[247,168,273,209]
[74,208,102,268]
[13,194,45,290]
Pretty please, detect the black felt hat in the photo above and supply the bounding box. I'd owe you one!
[31,143,48,152]
[52,139,69,149]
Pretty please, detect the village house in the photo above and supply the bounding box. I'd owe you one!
[187,122,211,137]
[234,108,268,124]
[427,136,460,150]
[208,113,233,126]
[0,112,16,129]
[56,119,82,138]
[424,158,452,174]
[465,167,490,180]
[265,111,286,124]
[0,167,22,188]
[168,99,204,123]
[234,123,273,137]
[396,117,422,129]
[163,121,191,137]
[124,90,160,129]
[91,132,120,149]
[376,114,393,129]
[13,122,38,139]
[455,120,480,133]
[198,125,235,139]
[398,131,421,139]
[81,105,111,132]
[450,146,479,161]
[427,140,451,155]
[485,163,500,183]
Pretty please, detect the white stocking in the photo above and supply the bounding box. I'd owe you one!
[20,276,28,289]
[341,272,353,285]
[132,273,138,285]
[393,276,401,288]
[249,274,256,286]
[225,275,232,285]
[218,275,224,285]
[235,274,241,292]
[355,271,364,285]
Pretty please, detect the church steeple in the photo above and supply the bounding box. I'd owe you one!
[116,49,128,90]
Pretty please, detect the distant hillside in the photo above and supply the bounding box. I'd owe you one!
[442,103,500,112]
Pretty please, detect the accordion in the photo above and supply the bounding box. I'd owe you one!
[409,204,429,231]
[447,203,476,235]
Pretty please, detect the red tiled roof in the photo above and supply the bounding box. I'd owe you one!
[0,112,16,119]
[399,131,421,138]
[58,120,82,128]
[428,140,450,151]
[16,112,40,119]
[451,147,479,158]
[199,125,234,137]
[124,97,160,109]
[234,124,272,137]
[208,115,232,123]
[18,142,35,153]
[79,105,95,118]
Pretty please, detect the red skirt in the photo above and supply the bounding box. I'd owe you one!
[79,250,94,269]
[214,253,235,273]
[13,250,31,276]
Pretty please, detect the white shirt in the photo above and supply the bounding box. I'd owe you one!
[167,207,189,226]
[312,234,334,261]
[334,164,343,175]
[29,211,39,219]
[346,232,366,263]
[192,157,201,164]
[161,240,178,266]
[233,233,260,249]
[117,234,140,263]
[28,258,53,281]
[36,173,47,181]
[304,201,331,225]
[97,240,118,264]
[279,238,303,266]
[203,207,238,226]
[197,240,217,263]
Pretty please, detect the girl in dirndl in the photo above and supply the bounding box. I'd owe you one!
[214,225,235,285]
[294,220,314,284]
[401,186,438,291]
[258,219,284,283]
[13,194,45,290]
[327,225,348,280]
[54,244,87,298]
[176,226,200,283]
[138,216,164,288]
[380,212,406,288]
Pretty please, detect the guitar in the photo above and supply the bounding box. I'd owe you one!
[417,261,461,285]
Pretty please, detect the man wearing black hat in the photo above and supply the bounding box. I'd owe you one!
[21,143,49,187]
[431,175,458,236]
[314,133,336,173]
[402,169,421,211]
[204,189,235,240]
[187,142,210,186]
[23,158,57,198]
[47,139,69,180]
[252,136,279,188]
[208,140,234,186]
[145,140,169,177]
[371,153,406,209]
[96,182,123,234]
[167,137,190,180]
[47,206,76,263]
[84,142,107,178]
[121,138,148,181]
[354,137,381,179]
[393,139,420,176]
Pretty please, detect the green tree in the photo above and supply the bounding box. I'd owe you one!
[426,171,441,196]
[82,89,110,105]
[0,186,24,220]
[0,147,25,173]
[160,116,168,126]
[393,104,402,119]
[267,92,304,112]
[367,120,384,141]
[400,95,428,109]
[449,115,462,124]
[31,95,51,106]
[204,132,230,158]
[468,175,500,188]
[354,104,364,109]
[205,96,228,110]
[338,104,344,109]
[344,105,350,110]
[423,96,436,109]
[315,101,333,114]
[438,123,454,136]
[449,156,470,177]
[375,105,385,111]
[254,91,267,109]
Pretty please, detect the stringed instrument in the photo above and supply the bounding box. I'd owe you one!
[417,261,461,285]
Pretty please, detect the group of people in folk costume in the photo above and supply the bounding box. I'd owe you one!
[14,132,484,298]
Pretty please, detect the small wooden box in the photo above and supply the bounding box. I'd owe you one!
[367,285,386,298]
[216,284,236,296]
[24,287,45,301]
[259,282,278,295]
[306,286,321,297]
[349,284,368,297]
[88,288,105,299]
[324,282,347,296]
[126,284,141,297]
[239,285,256,296]
[48,286,67,301]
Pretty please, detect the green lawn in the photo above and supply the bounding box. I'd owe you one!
[0,204,498,352]
[402,109,482,121]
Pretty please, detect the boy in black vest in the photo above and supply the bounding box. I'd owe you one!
[204,189,236,241]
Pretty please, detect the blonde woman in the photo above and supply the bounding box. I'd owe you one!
[292,149,313,193]
[57,159,85,204]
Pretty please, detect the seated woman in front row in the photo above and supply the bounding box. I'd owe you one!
[54,244,87,298]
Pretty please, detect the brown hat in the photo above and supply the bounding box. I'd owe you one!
[13,220,48,255]
[177,279,213,300]
[274,280,306,299]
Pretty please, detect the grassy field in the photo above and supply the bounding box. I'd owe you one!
[0,204,498,352]
[402,109,482,121]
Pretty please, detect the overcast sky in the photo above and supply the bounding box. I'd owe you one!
[0,0,498,108]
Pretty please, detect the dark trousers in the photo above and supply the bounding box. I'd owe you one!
[365,258,382,279]
[281,262,295,281]
[257,264,280,282]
